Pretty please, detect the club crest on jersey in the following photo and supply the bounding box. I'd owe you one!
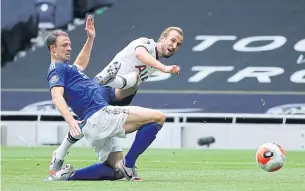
[50,75,59,83]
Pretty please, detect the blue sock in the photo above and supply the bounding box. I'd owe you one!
[125,123,162,168]
[68,163,116,181]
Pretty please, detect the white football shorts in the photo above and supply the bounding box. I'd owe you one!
[82,105,129,163]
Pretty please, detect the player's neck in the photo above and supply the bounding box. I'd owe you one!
[51,56,66,64]
[156,44,163,58]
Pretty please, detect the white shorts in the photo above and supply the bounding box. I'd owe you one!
[82,105,129,163]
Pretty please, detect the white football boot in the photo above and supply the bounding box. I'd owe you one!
[115,159,143,181]
[45,164,75,181]
[95,61,121,85]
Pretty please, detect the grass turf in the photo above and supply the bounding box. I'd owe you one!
[1,146,304,191]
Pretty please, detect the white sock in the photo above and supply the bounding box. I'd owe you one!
[55,133,84,160]
[107,72,138,89]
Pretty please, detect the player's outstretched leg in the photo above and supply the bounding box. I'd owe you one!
[46,151,125,181]
[49,132,84,174]
[66,151,124,181]
[95,61,121,85]
[95,60,139,89]
[116,106,166,181]
[67,163,123,181]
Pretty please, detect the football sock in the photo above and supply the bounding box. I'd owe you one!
[125,123,162,168]
[55,132,83,160]
[68,163,117,180]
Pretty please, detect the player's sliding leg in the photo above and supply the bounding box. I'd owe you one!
[67,151,124,181]
[49,132,83,174]
[67,163,123,181]
[95,61,138,89]
[46,163,123,181]
[46,146,125,181]
[115,106,165,181]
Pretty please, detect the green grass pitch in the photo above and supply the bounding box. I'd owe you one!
[1,146,304,191]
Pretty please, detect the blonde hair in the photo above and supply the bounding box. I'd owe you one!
[158,26,183,42]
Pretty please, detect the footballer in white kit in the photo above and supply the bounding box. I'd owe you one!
[95,27,183,90]
[108,37,158,83]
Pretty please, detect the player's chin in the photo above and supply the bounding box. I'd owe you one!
[163,52,174,58]
[64,55,71,61]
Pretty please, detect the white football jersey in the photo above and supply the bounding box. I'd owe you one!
[109,37,158,84]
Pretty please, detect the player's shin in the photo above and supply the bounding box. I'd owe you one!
[125,122,162,168]
[68,163,122,181]
[55,132,83,159]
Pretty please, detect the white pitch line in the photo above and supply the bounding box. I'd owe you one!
[2,158,256,165]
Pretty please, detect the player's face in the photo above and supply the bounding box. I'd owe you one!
[161,30,183,58]
[52,36,72,62]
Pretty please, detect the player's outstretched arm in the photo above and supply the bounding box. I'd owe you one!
[135,47,180,74]
[74,15,96,72]
[51,86,82,136]
[135,47,166,71]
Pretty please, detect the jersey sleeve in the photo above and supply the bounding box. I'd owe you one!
[134,38,155,54]
[47,66,65,90]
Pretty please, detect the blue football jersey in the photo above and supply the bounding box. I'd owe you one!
[47,62,116,121]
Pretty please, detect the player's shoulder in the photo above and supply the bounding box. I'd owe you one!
[48,63,73,77]
[48,62,63,69]
[134,37,156,45]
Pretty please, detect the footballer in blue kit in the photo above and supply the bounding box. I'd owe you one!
[45,15,167,182]
[47,62,115,122]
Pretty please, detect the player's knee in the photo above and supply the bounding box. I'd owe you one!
[152,110,166,125]
[121,72,139,89]
[106,151,124,168]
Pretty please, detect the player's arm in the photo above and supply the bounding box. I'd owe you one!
[51,86,82,136]
[74,15,95,72]
[48,66,81,136]
[51,86,75,123]
[135,47,167,72]
[135,47,180,74]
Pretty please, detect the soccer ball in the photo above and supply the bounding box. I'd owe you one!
[256,143,286,172]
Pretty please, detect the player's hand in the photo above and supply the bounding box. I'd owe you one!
[163,65,180,74]
[68,119,83,137]
[85,15,95,39]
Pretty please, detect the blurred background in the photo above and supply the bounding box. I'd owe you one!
[1,0,305,114]
[1,0,305,150]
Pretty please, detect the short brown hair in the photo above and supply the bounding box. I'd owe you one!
[158,26,183,42]
[45,31,69,50]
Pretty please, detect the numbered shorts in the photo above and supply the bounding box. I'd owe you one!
[82,105,129,163]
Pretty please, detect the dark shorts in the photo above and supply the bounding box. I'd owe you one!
[110,89,138,106]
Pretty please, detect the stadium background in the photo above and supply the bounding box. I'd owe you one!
[1,1,305,190]
[2,0,304,114]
